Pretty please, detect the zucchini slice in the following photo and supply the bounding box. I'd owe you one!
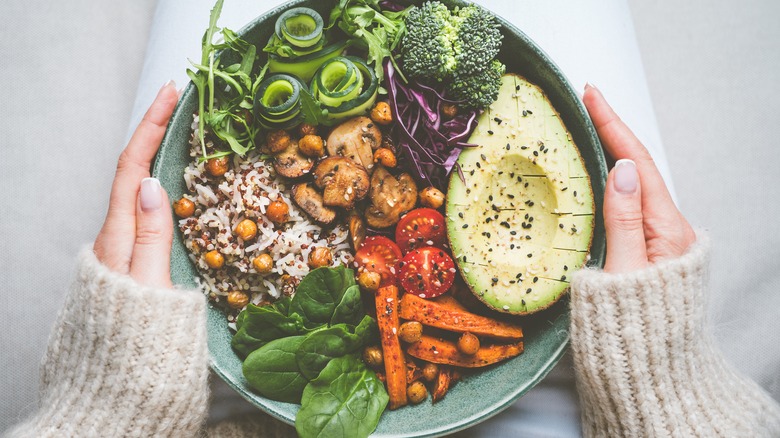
[275,7,324,49]
[254,74,307,129]
[311,57,363,107]
[320,56,379,122]
[268,40,348,83]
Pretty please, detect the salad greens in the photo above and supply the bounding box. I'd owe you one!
[233,266,386,438]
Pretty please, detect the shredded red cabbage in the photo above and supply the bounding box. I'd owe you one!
[384,60,479,190]
[378,1,406,12]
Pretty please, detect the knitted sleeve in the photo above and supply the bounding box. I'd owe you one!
[6,248,210,438]
[570,232,780,437]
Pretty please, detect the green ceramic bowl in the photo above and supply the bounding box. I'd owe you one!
[153,0,607,435]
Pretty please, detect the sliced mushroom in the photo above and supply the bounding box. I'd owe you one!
[326,116,382,173]
[291,182,337,225]
[313,156,370,209]
[273,139,314,179]
[365,166,418,228]
[347,212,366,250]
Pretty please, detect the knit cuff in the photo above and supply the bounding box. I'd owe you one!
[16,247,210,437]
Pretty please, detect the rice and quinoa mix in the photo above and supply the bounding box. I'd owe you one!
[178,118,352,323]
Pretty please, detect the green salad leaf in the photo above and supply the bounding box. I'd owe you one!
[295,316,377,380]
[289,265,357,328]
[231,301,310,358]
[296,354,389,438]
[243,335,309,403]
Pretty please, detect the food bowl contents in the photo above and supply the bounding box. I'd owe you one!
[176,0,595,437]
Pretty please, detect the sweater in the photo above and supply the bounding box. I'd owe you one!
[5,234,780,437]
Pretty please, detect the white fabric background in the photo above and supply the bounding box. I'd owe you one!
[0,0,777,436]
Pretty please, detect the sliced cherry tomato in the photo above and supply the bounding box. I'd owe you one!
[354,236,402,286]
[398,246,456,298]
[395,208,447,254]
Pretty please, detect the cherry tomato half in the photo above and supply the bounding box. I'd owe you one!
[354,236,402,287]
[398,246,456,298]
[395,208,447,254]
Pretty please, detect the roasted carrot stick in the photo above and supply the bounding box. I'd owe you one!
[399,294,524,341]
[406,335,524,368]
[376,285,408,409]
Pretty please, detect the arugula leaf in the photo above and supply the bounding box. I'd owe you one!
[299,88,330,126]
[296,354,388,438]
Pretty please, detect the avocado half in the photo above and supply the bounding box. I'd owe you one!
[446,74,595,315]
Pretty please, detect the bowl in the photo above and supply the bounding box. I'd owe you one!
[152,0,607,435]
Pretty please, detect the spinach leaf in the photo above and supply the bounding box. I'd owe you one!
[295,316,377,380]
[296,354,388,438]
[242,335,309,404]
[290,265,356,327]
[330,284,364,326]
[231,303,309,358]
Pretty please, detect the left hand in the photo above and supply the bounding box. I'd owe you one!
[93,81,178,288]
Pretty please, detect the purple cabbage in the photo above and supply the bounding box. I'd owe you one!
[384,60,479,190]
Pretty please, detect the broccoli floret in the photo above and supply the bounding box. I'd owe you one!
[401,1,457,81]
[448,59,505,109]
[451,5,503,76]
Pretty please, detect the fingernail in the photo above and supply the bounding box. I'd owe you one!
[585,82,596,91]
[614,159,638,194]
[140,177,162,211]
[161,79,176,91]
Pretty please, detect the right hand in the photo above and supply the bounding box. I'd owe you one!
[583,84,696,273]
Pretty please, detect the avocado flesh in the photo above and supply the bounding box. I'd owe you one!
[446,74,594,315]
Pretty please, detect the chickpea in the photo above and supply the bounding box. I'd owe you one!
[235,219,257,241]
[373,148,397,168]
[266,130,292,154]
[173,197,195,218]
[421,362,439,382]
[407,381,428,404]
[204,250,225,269]
[441,103,458,120]
[227,290,249,309]
[419,186,445,209]
[266,199,290,224]
[457,332,480,356]
[298,123,317,137]
[362,345,384,368]
[370,101,393,125]
[252,253,274,274]
[358,270,381,291]
[398,321,423,343]
[206,156,229,177]
[298,134,324,157]
[308,247,333,269]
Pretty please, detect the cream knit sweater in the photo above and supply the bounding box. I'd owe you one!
[6,235,780,437]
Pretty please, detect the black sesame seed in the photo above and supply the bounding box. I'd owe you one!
[506,144,511,150]
[564,265,569,271]
[515,85,521,91]
[561,275,567,281]
[476,162,481,169]
[492,277,499,283]
[533,277,538,283]
[521,299,526,305]
[562,187,568,191]
[559,224,564,229]
[494,117,502,124]
[487,130,494,135]
[533,151,539,157]
[521,146,528,150]
[510,231,517,235]
[526,288,532,294]
[462,224,468,229]
[522,110,528,117]
[489,195,493,201]
[527,110,533,115]
[510,244,515,249]
[527,253,533,258]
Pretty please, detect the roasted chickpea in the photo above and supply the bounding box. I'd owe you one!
[235,219,257,241]
[441,103,458,119]
[206,156,229,177]
[173,197,195,218]
[298,123,317,137]
[407,381,428,404]
[370,101,393,125]
[266,130,292,154]
[419,186,445,209]
[252,253,274,274]
[373,148,397,168]
[358,270,381,291]
[266,199,290,224]
[457,332,480,355]
[362,345,384,368]
[308,247,333,269]
[204,250,225,269]
[398,321,423,343]
[421,362,439,382]
[227,291,249,309]
[298,134,324,157]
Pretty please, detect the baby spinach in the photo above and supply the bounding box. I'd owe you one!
[231,301,309,358]
[296,354,389,438]
[296,316,377,380]
[243,336,309,403]
[289,265,356,328]
[330,284,364,327]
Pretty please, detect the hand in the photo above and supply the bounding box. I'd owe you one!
[93,81,178,288]
[583,84,696,273]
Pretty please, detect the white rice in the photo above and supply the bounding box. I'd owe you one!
[179,117,352,316]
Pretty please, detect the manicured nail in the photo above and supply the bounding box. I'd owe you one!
[585,82,596,91]
[140,177,163,212]
[161,79,176,91]
[614,159,638,194]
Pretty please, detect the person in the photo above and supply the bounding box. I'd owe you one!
[5,81,780,438]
